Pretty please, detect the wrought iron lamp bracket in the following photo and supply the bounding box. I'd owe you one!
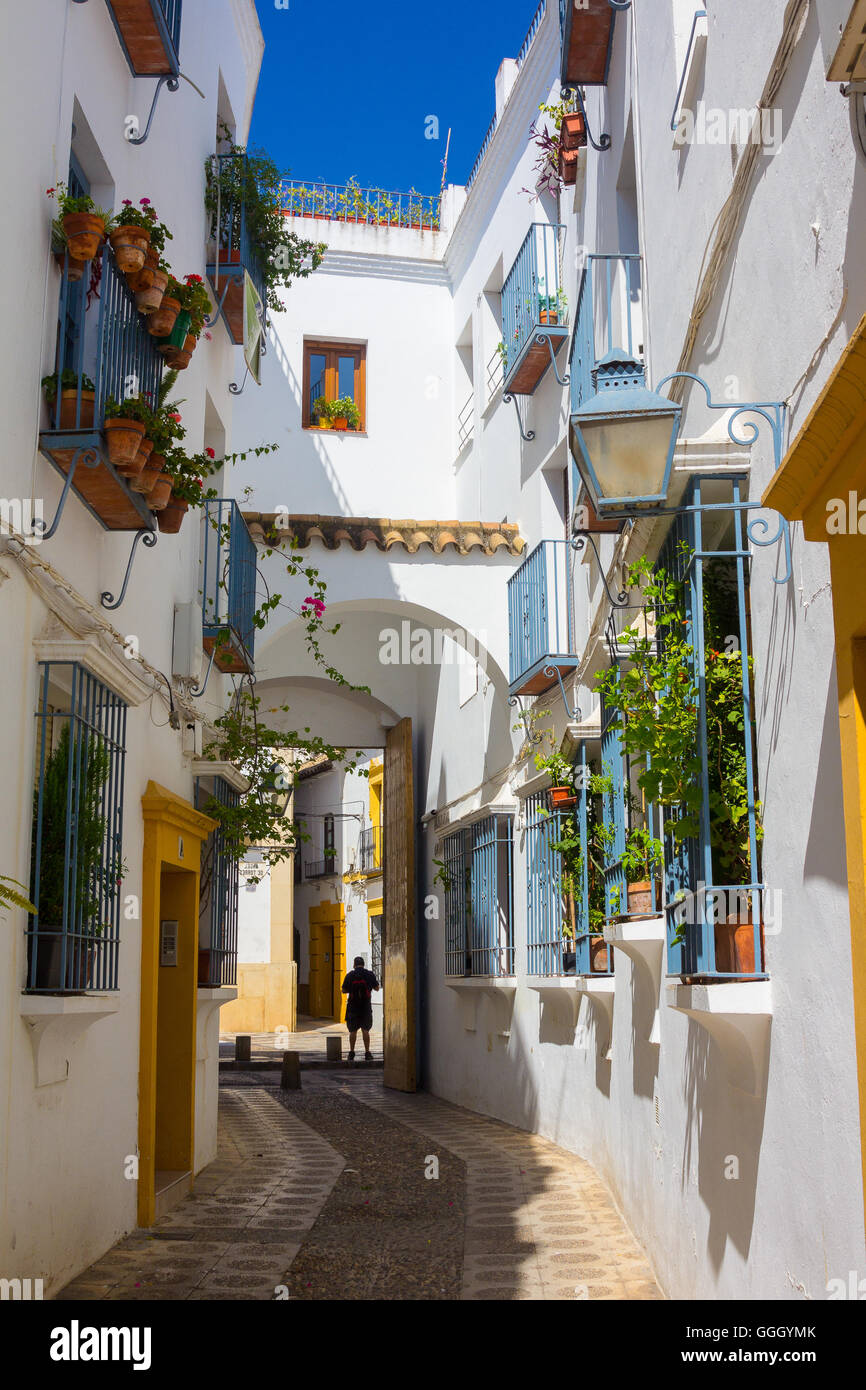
[562,86,612,153]
[571,530,630,608]
[508,695,544,746]
[542,665,582,722]
[100,528,158,610]
[538,334,570,386]
[503,392,535,442]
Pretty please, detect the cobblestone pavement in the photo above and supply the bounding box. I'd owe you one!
[220,1016,384,1063]
[57,1073,662,1301]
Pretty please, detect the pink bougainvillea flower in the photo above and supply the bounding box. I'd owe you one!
[204,331,213,341]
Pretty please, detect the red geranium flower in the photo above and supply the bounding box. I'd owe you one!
[168,412,182,422]
[122,199,132,206]
[46,188,55,195]
[206,447,215,459]
[140,197,151,206]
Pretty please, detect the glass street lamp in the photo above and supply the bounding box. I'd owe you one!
[261,761,291,818]
[570,351,682,515]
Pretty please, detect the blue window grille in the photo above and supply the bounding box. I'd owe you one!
[195,776,240,988]
[201,500,258,674]
[27,664,127,994]
[655,476,766,979]
[599,677,662,924]
[502,224,569,392]
[104,1,182,77]
[507,539,578,697]
[526,792,568,976]
[443,818,514,977]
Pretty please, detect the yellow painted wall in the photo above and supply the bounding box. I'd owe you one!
[309,901,346,1021]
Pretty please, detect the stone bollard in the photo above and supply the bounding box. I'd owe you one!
[235,1035,251,1062]
[326,1035,342,1063]
[281,1051,301,1090]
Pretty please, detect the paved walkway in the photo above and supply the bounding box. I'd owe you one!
[56,1073,662,1302]
[220,1016,384,1063]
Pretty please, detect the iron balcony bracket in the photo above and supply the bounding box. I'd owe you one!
[562,86,612,153]
[538,333,570,386]
[203,276,232,330]
[127,72,205,148]
[33,444,102,542]
[100,528,158,610]
[229,367,250,396]
[189,646,217,699]
[503,392,535,442]
[542,665,582,723]
[572,530,630,607]
[508,695,544,746]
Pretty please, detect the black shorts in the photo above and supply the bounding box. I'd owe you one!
[346,1007,373,1033]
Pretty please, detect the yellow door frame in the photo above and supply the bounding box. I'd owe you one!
[764,312,866,1237]
[138,782,215,1228]
[309,901,346,1021]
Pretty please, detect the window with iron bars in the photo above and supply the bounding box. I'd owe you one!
[442,816,514,977]
[195,775,240,988]
[27,663,127,993]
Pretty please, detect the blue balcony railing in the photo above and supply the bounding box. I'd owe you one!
[569,253,643,411]
[206,153,268,345]
[104,0,182,77]
[201,500,258,675]
[507,539,578,697]
[502,223,569,393]
[283,180,441,230]
[359,826,383,873]
[40,244,163,534]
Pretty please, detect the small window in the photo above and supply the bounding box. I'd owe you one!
[303,340,366,431]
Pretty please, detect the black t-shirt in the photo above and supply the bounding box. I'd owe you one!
[342,968,379,1004]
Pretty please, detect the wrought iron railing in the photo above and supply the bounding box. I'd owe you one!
[359,825,383,873]
[526,792,568,975]
[570,253,643,412]
[27,663,127,994]
[507,539,576,691]
[282,181,441,230]
[201,500,258,670]
[599,679,662,927]
[306,857,338,880]
[466,0,548,191]
[502,223,567,379]
[157,0,183,52]
[441,818,514,977]
[195,775,240,988]
[47,244,164,434]
[206,152,268,305]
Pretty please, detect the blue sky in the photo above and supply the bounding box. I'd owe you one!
[249,0,543,192]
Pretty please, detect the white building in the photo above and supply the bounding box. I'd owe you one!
[0,0,267,1291]
[232,0,866,1299]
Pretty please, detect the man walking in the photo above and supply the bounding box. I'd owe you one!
[342,955,380,1061]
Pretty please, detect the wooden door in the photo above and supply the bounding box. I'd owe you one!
[383,718,416,1091]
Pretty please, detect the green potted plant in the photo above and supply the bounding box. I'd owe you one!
[313,396,362,432]
[28,724,113,992]
[103,394,152,467]
[534,747,578,809]
[620,824,664,918]
[108,198,154,275]
[46,182,113,262]
[42,370,96,430]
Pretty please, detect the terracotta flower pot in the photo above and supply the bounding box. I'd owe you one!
[109,225,149,275]
[714,912,765,976]
[147,295,181,337]
[55,389,95,430]
[147,473,174,510]
[62,212,105,262]
[54,250,84,282]
[549,786,577,809]
[165,344,193,370]
[129,453,165,495]
[559,147,580,186]
[136,267,168,316]
[157,498,189,534]
[333,418,349,431]
[590,936,609,974]
[103,416,146,466]
[145,247,159,270]
[117,435,154,479]
[561,112,587,151]
[539,309,558,325]
[626,881,661,917]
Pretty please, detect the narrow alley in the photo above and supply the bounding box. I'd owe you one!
[56,1060,661,1302]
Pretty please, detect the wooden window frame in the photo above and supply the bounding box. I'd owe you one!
[303,340,367,432]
